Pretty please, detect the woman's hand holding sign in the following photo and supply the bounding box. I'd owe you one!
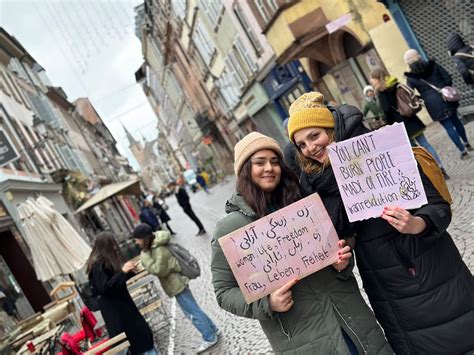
[269,278,298,312]
[381,206,427,234]
[333,239,352,272]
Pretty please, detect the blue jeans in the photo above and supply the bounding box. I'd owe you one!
[140,349,159,355]
[412,133,444,167]
[175,287,218,342]
[439,113,469,152]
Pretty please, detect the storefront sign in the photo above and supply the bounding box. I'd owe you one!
[0,129,19,168]
[219,193,339,304]
[327,123,427,222]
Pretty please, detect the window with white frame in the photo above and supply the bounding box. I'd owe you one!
[171,0,187,19]
[198,0,224,30]
[233,3,263,56]
[193,20,216,65]
[223,36,257,89]
[218,69,240,108]
[163,71,183,107]
[256,0,278,24]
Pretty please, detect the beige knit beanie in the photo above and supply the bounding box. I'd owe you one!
[233,132,283,176]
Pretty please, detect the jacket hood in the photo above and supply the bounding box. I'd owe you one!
[363,85,375,96]
[447,32,465,54]
[152,230,171,247]
[225,192,256,217]
[385,76,398,89]
[405,60,435,78]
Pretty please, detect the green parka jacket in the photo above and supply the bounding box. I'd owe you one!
[211,193,392,355]
[140,231,187,297]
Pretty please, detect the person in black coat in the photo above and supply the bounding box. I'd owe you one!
[404,49,472,160]
[369,68,449,178]
[151,196,175,235]
[87,231,156,355]
[139,199,160,231]
[282,118,302,178]
[447,32,474,87]
[168,181,206,236]
[287,91,474,354]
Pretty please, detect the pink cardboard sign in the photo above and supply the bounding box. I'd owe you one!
[327,122,427,222]
[218,193,339,304]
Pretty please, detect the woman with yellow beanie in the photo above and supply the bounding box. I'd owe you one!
[288,92,474,354]
[211,132,391,354]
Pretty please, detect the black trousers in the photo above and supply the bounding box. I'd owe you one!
[182,205,204,231]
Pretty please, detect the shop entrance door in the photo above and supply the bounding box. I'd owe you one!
[325,58,367,108]
[0,230,50,313]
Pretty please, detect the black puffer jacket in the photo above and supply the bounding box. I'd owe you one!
[447,32,474,85]
[405,60,459,121]
[300,105,474,354]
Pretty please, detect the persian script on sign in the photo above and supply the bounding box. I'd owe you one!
[218,193,339,304]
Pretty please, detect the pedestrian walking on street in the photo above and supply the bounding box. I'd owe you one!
[151,195,176,235]
[132,224,220,354]
[168,181,206,236]
[288,91,474,354]
[86,231,157,355]
[370,68,449,177]
[196,171,210,194]
[140,199,160,231]
[447,32,474,88]
[403,49,472,160]
[361,85,385,130]
[211,132,392,354]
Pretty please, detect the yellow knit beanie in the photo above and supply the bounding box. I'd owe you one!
[234,132,283,176]
[287,92,334,143]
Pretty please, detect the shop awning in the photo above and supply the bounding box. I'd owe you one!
[75,179,141,214]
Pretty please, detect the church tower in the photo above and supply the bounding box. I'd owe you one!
[123,124,145,167]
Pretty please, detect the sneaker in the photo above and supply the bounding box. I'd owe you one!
[196,229,206,236]
[465,143,473,152]
[461,151,469,160]
[440,167,450,180]
[197,337,219,354]
[215,329,222,337]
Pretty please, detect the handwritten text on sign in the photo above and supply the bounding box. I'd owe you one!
[327,122,427,222]
[219,193,339,304]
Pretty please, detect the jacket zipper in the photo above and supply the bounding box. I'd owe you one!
[331,302,367,355]
[277,314,291,340]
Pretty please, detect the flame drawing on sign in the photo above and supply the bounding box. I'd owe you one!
[398,169,421,200]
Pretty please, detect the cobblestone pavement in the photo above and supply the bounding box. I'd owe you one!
[148,122,473,354]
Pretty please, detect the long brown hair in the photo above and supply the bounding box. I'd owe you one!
[86,231,122,274]
[369,68,389,92]
[140,234,155,252]
[237,152,301,218]
[295,128,336,174]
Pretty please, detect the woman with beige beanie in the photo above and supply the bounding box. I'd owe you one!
[288,92,474,354]
[211,132,391,354]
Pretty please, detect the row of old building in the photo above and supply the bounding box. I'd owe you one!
[0,28,145,316]
[131,0,473,189]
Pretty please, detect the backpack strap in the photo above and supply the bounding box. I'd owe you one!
[454,52,474,59]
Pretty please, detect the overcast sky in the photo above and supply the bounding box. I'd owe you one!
[1,0,158,170]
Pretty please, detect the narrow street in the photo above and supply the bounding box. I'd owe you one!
[150,122,474,354]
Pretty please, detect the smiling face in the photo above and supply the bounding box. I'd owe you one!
[249,149,281,193]
[293,127,332,164]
